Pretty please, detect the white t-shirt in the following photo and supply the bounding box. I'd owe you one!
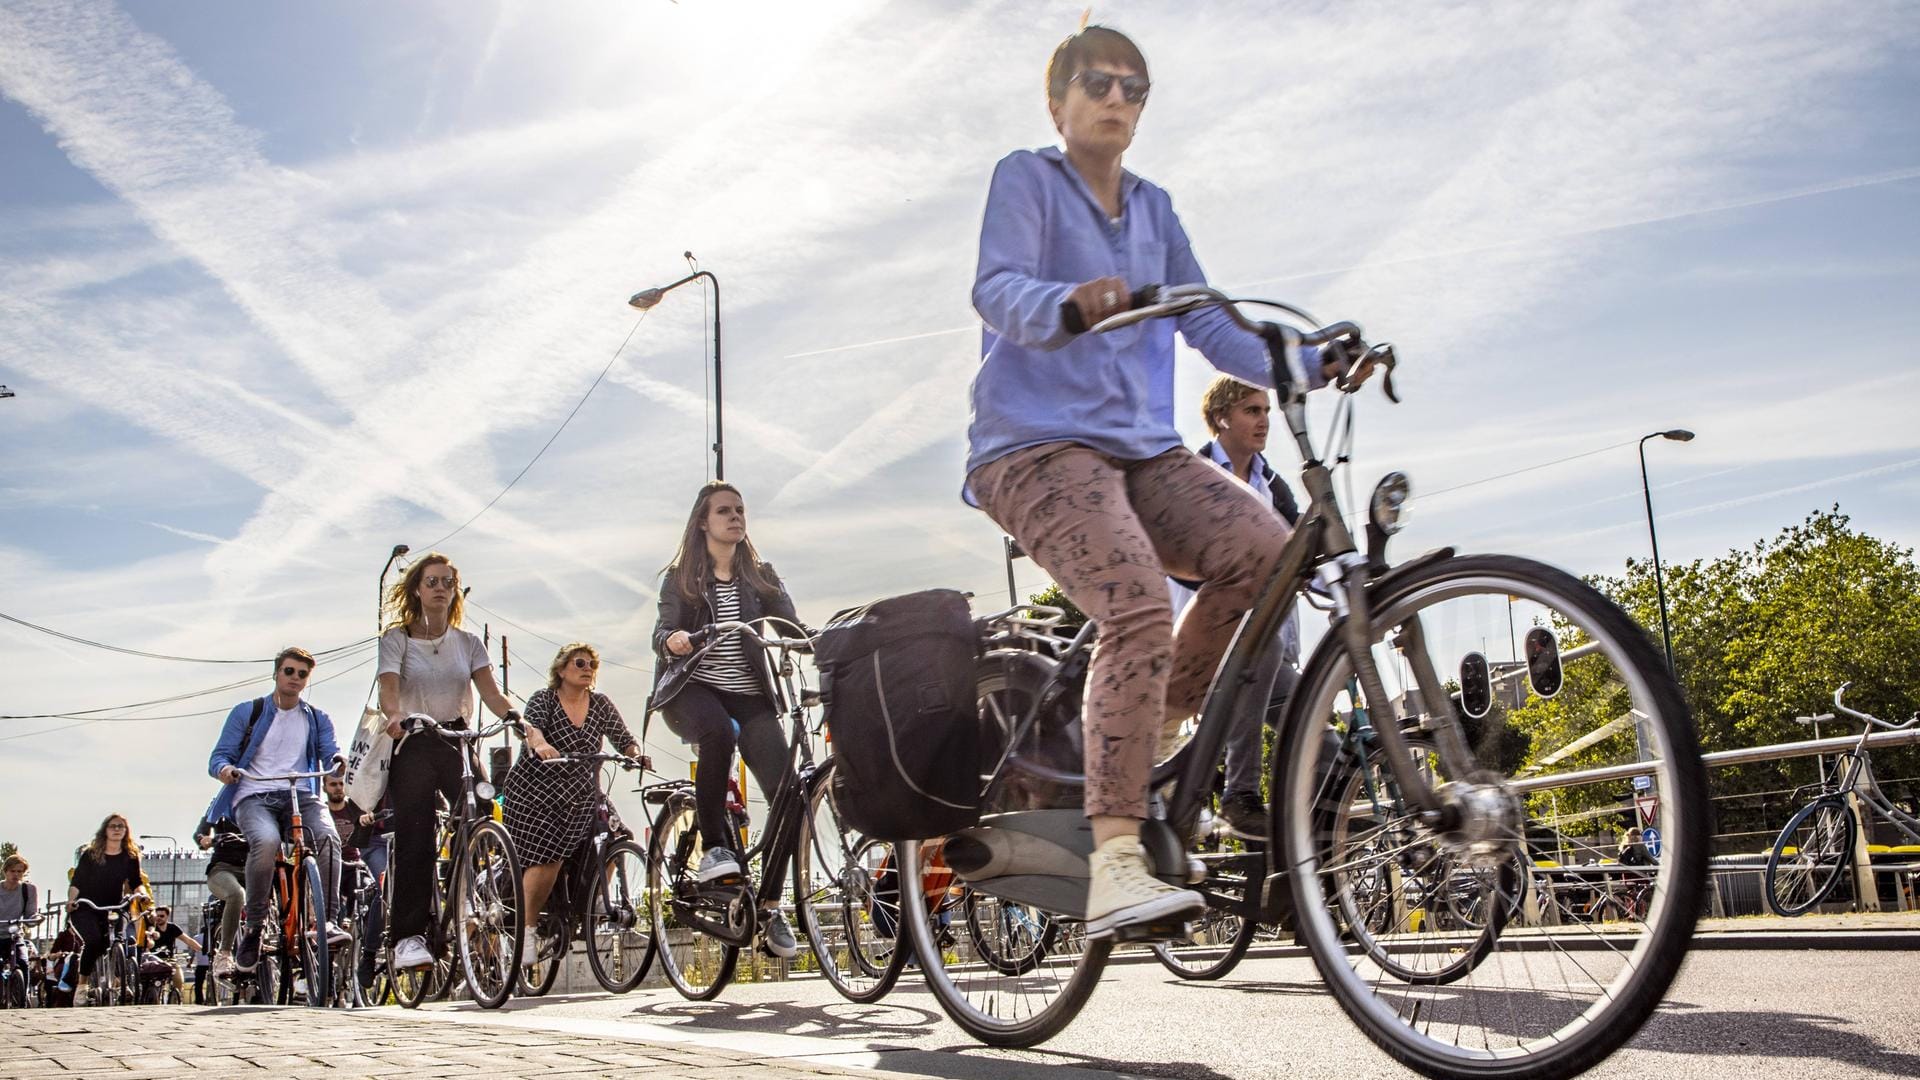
[378,626,492,728]
[237,705,310,802]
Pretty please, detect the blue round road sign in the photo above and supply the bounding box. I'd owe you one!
[1642,826,1662,859]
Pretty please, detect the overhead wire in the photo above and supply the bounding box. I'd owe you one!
[0,651,380,743]
[0,639,380,720]
[0,611,374,664]
[417,309,651,552]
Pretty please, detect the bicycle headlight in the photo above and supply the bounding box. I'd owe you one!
[1369,472,1412,535]
[473,781,497,801]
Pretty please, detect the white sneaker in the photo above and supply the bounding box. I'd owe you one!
[697,847,743,883]
[520,936,541,968]
[393,935,433,969]
[1084,835,1205,939]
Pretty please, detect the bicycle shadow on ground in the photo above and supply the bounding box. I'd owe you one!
[1161,975,1330,998]
[1633,1000,1920,1076]
[624,994,946,1040]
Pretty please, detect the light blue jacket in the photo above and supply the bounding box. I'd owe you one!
[205,697,340,820]
[966,146,1324,497]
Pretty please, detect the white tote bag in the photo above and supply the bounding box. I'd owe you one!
[343,635,399,807]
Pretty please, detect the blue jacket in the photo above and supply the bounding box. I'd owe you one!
[205,696,340,820]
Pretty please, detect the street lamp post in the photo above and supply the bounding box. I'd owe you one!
[1638,429,1695,675]
[630,254,724,481]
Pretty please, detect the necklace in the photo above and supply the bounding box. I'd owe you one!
[417,619,450,654]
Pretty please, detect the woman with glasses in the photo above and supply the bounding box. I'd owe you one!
[66,813,145,999]
[652,481,806,958]
[503,642,643,964]
[964,24,1357,940]
[377,552,519,971]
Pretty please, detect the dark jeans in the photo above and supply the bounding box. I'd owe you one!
[387,733,465,942]
[660,682,797,894]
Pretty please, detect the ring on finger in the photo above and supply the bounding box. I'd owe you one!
[1102,289,1118,307]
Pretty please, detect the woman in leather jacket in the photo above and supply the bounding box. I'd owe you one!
[650,481,805,958]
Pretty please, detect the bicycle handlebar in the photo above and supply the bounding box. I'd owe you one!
[1832,682,1920,730]
[688,619,814,653]
[532,751,649,770]
[69,897,137,913]
[1081,283,1401,404]
[0,916,45,930]
[401,713,522,739]
[234,764,344,782]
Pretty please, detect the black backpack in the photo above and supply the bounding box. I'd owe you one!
[816,589,981,840]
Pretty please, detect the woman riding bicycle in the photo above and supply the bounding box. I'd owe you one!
[377,552,519,971]
[651,481,806,958]
[65,813,145,998]
[965,24,1362,940]
[503,641,643,965]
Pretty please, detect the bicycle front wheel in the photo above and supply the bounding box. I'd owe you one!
[898,838,1108,1047]
[456,820,525,1009]
[587,839,655,993]
[794,760,909,1003]
[1277,553,1708,1079]
[1765,799,1855,916]
[647,796,739,1000]
[298,857,331,1008]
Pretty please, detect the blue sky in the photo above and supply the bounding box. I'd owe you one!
[3,0,1918,881]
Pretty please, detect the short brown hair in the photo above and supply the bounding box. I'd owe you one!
[1200,375,1265,436]
[3,855,26,873]
[1046,25,1148,105]
[275,646,316,671]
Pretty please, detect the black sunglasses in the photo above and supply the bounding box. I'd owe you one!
[281,666,311,679]
[1073,69,1150,105]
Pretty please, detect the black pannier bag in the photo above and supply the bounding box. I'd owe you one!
[816,588,981,840]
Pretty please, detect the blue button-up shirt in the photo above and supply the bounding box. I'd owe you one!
[965,146,1317,499]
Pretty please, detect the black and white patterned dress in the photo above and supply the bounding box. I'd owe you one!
[503,688,637,866]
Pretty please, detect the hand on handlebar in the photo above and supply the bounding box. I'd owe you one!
[1066,276,1132,333]
[218,765,240,785]
[666,630,694,656]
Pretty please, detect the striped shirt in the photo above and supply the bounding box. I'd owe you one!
[693,579,762,694]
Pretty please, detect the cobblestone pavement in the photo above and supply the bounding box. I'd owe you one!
[0,1005,944,1080]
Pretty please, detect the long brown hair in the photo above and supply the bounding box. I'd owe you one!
[84,813,140,864]
[661,482,780,605]
[383,552,467,633]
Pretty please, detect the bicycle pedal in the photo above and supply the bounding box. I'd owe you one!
[698,873,745,891]
[1108,918,1193,945]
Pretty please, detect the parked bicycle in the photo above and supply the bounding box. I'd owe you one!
[0,915,43,1008]
[517,753,654,998]
[891,284,1709,1079]
[1766,683,1920,916]
[385,713,526,1010]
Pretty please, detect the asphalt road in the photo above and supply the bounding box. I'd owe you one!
[397,947,1920,1080]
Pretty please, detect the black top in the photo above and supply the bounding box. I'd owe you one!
[71,849,141,907]
[195,816,249,870]
[148,922,185,956]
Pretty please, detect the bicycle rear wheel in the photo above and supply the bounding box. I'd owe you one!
[898,839,1108,1047]
[456,820,525,1009]
[1765,799,1854,916]
[794,761,909,1003]
[1278,553,1708,1080]
[647,796,739,1000]
[521,910,567,998]
[587,839,655,993]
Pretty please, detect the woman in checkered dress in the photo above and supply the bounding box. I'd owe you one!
[503,642,641,955]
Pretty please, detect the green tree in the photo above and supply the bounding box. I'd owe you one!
[1509,507,1920,847]
[0,841,16,864]
[1029,582,1088,629]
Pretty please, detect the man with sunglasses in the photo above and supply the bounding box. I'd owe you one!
[206,646,346,973]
